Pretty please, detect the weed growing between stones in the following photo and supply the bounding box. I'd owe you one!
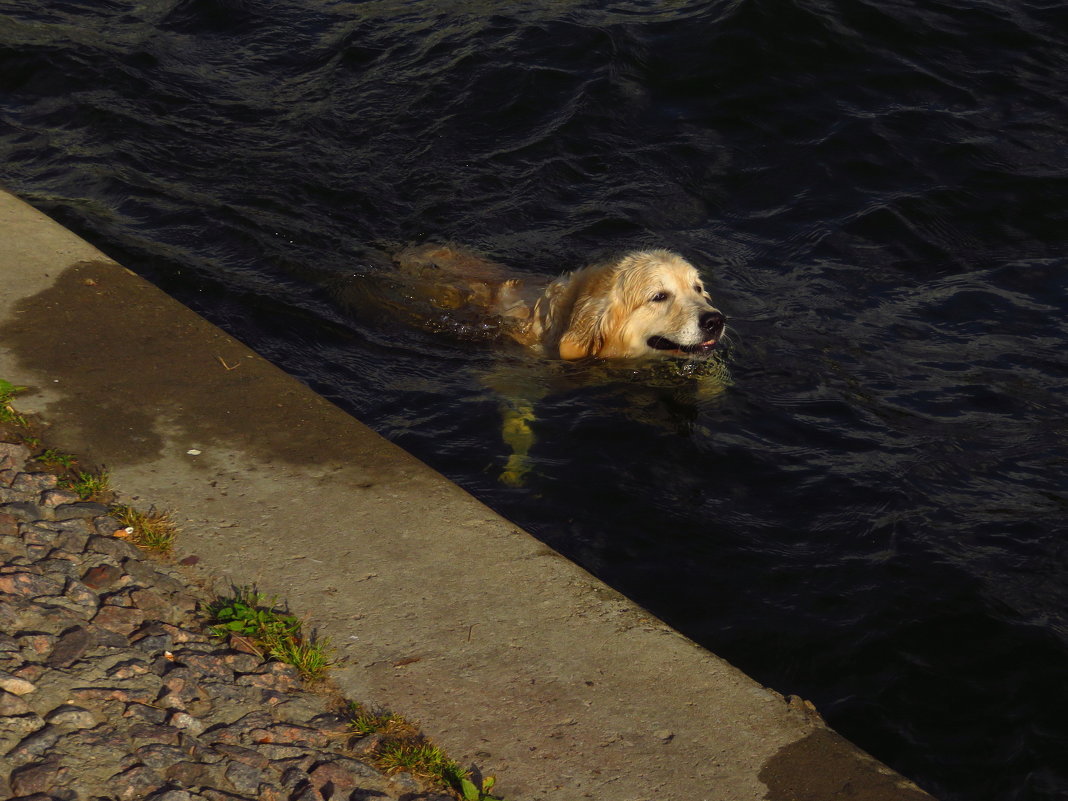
[60,466,112,502]
[0,378,29,427]
[206,586,334,681]
[113,504,178,553]
[458,774,505,801]
[32,444,113,505]
[345,702,507,800]
[36,446,78,469]
[347,703,408,736]
[378,740,466,785]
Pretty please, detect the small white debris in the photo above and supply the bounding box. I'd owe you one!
[186,449,202,456]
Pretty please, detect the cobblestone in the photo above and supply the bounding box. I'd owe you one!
[0,445,444,801]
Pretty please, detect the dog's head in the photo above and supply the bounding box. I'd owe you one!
[555,250,727,360]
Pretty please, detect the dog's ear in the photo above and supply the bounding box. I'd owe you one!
[560,291,634,359]
[555,262,634,359]
[557,293,606,359]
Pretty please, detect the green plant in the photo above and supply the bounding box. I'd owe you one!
[0,379,23,401]
[207,587,333,681]
[347,703,407,737]
[268,635,333,679]
[458,774,503,801]
[344,703,504,800]
[0,379,29,426]
[376,740,466,786]
[62,468,111,502]
[37,448,78,470]
[210,589,301,640]
[112,504,178,553]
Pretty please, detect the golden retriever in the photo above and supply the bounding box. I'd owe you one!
[388,243,729,485]
[392,244,727,361]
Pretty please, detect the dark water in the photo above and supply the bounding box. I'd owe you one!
[3,1,1068,798]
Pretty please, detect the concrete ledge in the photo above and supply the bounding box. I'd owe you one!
[0,188,935,800]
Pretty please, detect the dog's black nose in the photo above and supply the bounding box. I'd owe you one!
[700,310,726,337]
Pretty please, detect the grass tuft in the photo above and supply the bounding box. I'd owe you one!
[344,702,504,799]
[376,740,466,785]
[268,635,334,680]
[0,379,29,427]
[346,702,412,738]
[206,586,333,681]
[112,504,179,553]
[36,448,79,470]
[61,468,112,502]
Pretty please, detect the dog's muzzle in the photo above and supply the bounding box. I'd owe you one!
[647,310,727,354]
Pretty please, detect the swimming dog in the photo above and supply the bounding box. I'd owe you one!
[388,243,729,484]
[392,244,727,359]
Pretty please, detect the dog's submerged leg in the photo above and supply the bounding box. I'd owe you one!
[482,363,552,487]
[499,396,536,487]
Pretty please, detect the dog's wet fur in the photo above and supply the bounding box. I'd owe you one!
[393,244,727,361]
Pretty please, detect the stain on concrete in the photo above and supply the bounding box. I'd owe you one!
[0,261,404,474]
[760,728,935,801]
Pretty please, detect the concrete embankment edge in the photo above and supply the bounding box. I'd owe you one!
[0,188,935,801]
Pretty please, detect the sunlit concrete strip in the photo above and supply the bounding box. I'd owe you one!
[0,188,935,801]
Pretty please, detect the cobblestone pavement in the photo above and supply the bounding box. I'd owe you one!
[0,440,452,801]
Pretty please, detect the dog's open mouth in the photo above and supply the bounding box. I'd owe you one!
[646,335,718,354]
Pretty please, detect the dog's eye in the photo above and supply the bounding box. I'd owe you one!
[694,283,704,294]
[650,291,670,303]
